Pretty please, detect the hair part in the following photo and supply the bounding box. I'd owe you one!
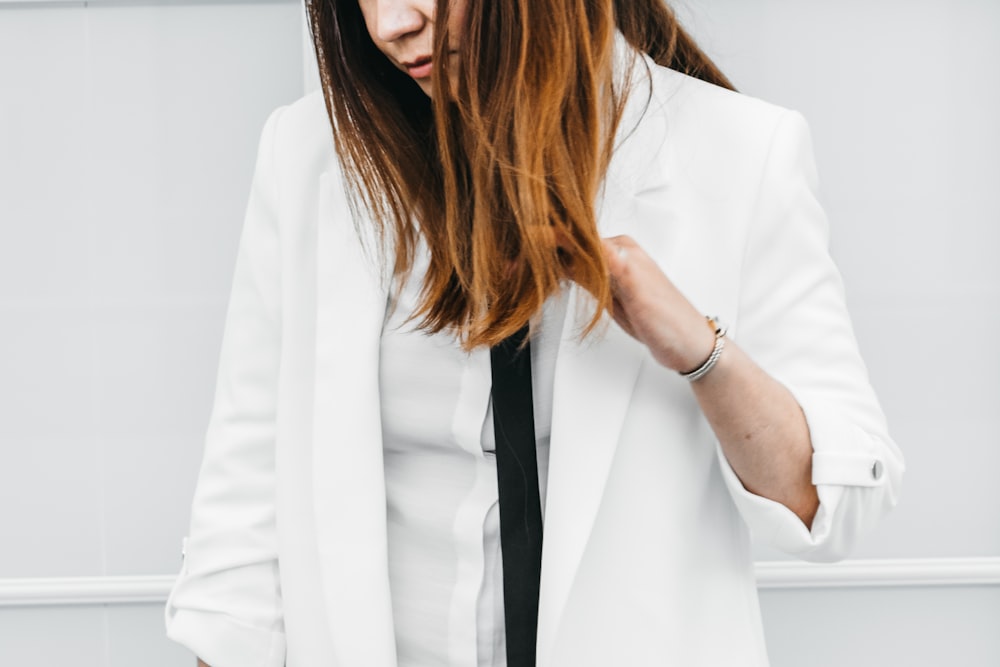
[306,0,733,349]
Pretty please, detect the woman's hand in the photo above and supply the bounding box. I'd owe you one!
[600,235,716,373]
[599,234,819,528]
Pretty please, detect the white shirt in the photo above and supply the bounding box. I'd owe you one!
[379,240,568,666]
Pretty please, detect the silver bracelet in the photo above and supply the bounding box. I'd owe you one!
[680,316,727,382]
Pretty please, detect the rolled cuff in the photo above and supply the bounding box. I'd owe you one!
[715,440,843,557]
[715,401,900,562]
[165,606,286,667]
[164,540,286,667]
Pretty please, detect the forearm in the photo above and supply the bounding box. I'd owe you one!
[689,340,819,528]
[197,661,210,667]
[599,235,820,528]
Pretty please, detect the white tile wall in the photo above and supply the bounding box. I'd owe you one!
[106,604,194,667]
[759,585,1000,667]
[0,605,108,667]
[0,603,195,666]
[0,435,105,577]
[101,435,202,575]
[0,0,304,582]
[0,7,91,303]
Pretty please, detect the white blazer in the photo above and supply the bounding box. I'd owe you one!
[165,48,904,667]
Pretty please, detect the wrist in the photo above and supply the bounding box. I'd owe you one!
[679,316,727,381]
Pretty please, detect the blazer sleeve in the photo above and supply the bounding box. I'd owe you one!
[715,109,905,562]
[164,106,288,667]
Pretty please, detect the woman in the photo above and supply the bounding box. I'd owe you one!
[165,0,904,665]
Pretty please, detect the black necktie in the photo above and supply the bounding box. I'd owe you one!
[490,325,544,667]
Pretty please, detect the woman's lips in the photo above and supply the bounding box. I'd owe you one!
[404,57,433,79]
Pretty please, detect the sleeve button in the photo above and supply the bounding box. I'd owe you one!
[871,460,884,480]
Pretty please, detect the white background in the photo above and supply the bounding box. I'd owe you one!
[1,0,997,664]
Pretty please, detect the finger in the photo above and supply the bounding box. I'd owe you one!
[601,238,635,301]
[614,243,628,263]
[601,235,639,269]
[601,238,623,273]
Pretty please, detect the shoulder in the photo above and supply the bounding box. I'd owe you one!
[643,61,809,188]
[650,61,793,145]
[263,89,339,184]
[656,62,780,114]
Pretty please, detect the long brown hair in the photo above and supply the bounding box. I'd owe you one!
[306,0,733,349]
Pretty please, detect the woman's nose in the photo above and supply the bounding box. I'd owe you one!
[373,0,430,44]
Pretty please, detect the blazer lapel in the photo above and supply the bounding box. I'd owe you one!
[537,289,647,664]
[536,47,674,664]
[311,168,398,667]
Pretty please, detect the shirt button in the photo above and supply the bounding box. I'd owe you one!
[871,460,884,481]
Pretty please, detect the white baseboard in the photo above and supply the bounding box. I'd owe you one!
[1,558,998,607]
[753,557,1000,589]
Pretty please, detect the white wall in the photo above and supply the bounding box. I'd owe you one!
[0,1,303,663]
[1,1,997,665]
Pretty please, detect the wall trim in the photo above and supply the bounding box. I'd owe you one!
[0,575,177,607]
[753,557,1000,590]
[1,558,998,607]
